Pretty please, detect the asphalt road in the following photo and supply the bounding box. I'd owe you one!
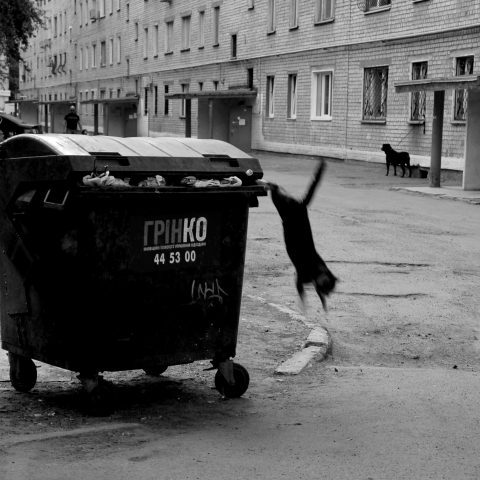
[1,153,479,480]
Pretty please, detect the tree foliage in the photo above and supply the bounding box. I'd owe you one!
[0,0,43,65]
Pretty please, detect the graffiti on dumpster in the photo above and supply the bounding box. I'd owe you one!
[191,278,228,305]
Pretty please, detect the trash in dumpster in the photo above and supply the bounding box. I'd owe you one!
[138,175,166,187]
[181,175,242,188]
[0,134,267,415]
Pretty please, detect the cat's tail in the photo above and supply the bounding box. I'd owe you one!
[302,160,326,207]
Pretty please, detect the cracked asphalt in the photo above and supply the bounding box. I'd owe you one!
[1,153,480,479]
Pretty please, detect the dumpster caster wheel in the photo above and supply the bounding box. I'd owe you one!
[215,363,250,398]
[144,366,168,376]
[8,352,37,393]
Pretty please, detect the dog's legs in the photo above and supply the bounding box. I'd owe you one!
[386,163,390,176]
[393,165,397,176]
[401,165,405,177]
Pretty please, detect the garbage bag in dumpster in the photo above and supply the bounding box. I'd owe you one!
[0,133,266,411]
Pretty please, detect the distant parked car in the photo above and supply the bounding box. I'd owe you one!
[0,112,42,141]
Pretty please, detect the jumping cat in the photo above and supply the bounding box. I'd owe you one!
[267,160,337,310]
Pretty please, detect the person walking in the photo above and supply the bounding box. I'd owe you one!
[64,105,82,134]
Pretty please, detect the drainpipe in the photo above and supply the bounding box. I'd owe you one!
[430,90,445,187]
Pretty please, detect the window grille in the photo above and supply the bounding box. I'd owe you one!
[454,56,474,121]
[366,0,390,11]
[363,66,388,120]
[411,61,427,121]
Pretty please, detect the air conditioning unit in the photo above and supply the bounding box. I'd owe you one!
[89,9,98,20]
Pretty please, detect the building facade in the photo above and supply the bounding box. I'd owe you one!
[16,0,480,170]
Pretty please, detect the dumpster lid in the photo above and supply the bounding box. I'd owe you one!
[0,134,254,159]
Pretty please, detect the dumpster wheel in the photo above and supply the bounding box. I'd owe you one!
[214,362,250,398]
[8,352,38,393]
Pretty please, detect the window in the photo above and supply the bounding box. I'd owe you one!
[198,10,205,48]
[116,35,122,63]
[164,84,170,115]
[267,0,276,33]
[180,84,189,117]
[181,15,191,50]
[135,22,139,41]
[366,0,390,11]
[99,0,105,17]
[84,46,89,70]
[165,21,174,53]
[54,16,58,36]
[154,85,158,115]
[126,2,129,21]
[315,0,335,23]
[454,56,474,121]
[266,75,275,118]
[289,0,298,29]
[248,68,254,89]
[79,48,83,70]
[116,0,120,11]
[100,41,106,66]
[288,74,297,119]
[363,66,388,121]
[231,34,237,58]
[143,27,149,58]
[411,61,427,121]
[144,87,148,115]
[91,43,97,67]
[109,38,114,65]
[108,0,113,15]
[312,70,332,119]
[247,0,254,9]
[213,6,220,46]
[199,82,203,91]
[153,25,159,56]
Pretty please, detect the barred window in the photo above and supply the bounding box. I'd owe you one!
[411,61,427,121]
[366,0,390,11]
[454,56,474,121]
[363,66,388,121]
[315,0,335,22]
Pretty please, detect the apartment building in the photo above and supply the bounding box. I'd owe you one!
[15,0,480,174]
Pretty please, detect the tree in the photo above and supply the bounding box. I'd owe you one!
[0,0,43,69]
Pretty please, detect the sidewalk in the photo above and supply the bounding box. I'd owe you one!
[391,185,480,204]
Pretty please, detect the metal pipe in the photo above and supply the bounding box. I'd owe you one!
[430,90,444,188]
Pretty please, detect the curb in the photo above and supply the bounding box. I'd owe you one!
[275,326,332,376]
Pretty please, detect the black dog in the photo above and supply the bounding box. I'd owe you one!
[381,144,411,177]
[268,161,337,310]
